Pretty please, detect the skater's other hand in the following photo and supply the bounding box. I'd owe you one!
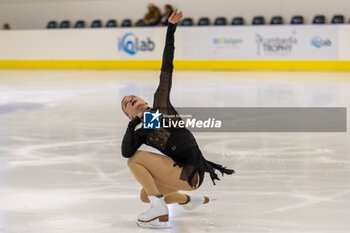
[168,9,183,24]
[136,112,143,121]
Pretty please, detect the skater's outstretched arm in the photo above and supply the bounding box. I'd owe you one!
[121,116,144,158]
[153,9,183,109]
[160,22,176,72]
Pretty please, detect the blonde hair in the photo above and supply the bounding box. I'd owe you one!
[121,96,129,117]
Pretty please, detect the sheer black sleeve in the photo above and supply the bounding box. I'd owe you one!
[153,23,177,112]
[121,116,144,158]
[161,22,176,72]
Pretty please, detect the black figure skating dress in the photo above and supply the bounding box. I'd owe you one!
[121,22,234,188]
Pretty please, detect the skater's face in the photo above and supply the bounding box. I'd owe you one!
[121,95,148,119]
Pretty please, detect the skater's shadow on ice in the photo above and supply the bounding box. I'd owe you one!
[171,209,212,220]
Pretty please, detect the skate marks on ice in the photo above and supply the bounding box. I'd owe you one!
[0,70,350,232]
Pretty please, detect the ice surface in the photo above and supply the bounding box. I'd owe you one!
[0,70,349,233]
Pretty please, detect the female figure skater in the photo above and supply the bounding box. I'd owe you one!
[121,9,234,228]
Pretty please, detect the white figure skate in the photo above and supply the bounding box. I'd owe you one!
[137,219,172,229]
[181,195,211,211]
[137,195,171,229]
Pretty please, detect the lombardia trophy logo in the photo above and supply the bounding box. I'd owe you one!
[255,33,298,56]
[143,110,161,129]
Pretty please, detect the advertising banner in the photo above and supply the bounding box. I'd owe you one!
[0,28,165,60]
[0,25,344,61]
[179,25,338,60]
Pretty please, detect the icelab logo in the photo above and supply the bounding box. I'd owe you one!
[311,37,332,48]
[118,33,155,55]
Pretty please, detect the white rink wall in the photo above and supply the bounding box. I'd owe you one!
[0,25,349,61]
[0,0,350,29]
[338,26,350,60]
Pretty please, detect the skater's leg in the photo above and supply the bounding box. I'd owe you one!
[127,150,199,191]
[140,181,189,204]
[164,192,189,204]
[155,181,189,204]
[140,188,150,203]
[127,154,161,196]
[129,150,206,225]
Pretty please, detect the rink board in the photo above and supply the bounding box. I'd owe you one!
[0,60,350,71]
[0,25,349,70]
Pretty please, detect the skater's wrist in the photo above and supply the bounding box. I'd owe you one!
[128,116,141,127]
[167,23,176,34]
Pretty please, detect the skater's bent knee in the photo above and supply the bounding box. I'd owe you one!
[127,150,145,167]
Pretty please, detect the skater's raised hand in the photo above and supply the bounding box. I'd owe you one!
[168,9,183,24]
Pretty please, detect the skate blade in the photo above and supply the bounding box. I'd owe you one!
[137,219,172,229]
